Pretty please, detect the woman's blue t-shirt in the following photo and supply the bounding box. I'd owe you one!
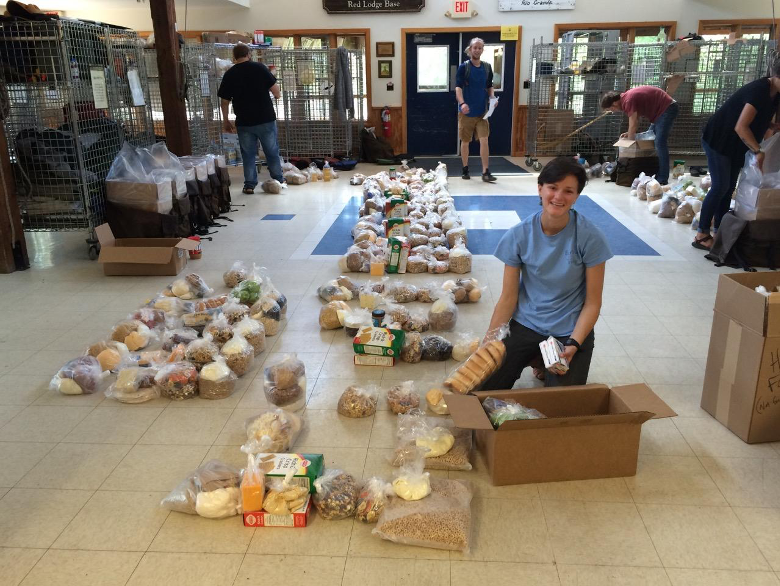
[494,210,613,338]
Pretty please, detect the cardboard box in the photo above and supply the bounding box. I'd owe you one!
[354,354,394,367]
[734,187,780,221]
[353,326,405,357]
[447,384,676,485]
[386,197,408,218]
[386,217,405,239]
[701,272,780,443]
[96,224,200,276]
[243,495,312,528]
[387,237,409,274]
[251,453,324,493]
[614,138,657,159]
[106,179,173,214]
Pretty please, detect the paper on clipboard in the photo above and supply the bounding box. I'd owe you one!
[483,96,499,120]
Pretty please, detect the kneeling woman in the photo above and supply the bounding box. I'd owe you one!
[483,157,612,389]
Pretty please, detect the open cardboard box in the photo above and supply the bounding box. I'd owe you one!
[701,272,780,443]
[614,137,656,158]
[96,224,199,276]
[447,384,676,485]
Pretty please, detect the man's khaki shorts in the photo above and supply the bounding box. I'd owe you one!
[458,113,490,142]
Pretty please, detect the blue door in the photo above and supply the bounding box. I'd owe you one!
[406,31,516,156]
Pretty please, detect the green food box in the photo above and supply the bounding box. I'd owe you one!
[387,237,409,274]
[353,326,405,357]
[253,453,324,494]
[386,197,408,218]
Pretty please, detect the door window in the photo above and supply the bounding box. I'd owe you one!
[482,43,505,91]
[417,45,449,92]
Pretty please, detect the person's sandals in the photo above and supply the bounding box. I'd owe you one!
[242,187,254,194]
[691,234,713,250]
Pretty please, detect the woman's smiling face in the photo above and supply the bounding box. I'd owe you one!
[538,174,580,218]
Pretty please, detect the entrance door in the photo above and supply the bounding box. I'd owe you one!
[405,30,516,156]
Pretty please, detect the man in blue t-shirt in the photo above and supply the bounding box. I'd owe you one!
[455,37,497,182]
[482,157,613,389]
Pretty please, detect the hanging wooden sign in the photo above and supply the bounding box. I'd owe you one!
[323,0,424,14]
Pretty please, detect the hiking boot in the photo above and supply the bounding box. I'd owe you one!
[482,170,497,182]
[242,187,255,194]
[461,166,470,180]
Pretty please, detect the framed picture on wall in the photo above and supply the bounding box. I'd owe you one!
[378,60,393,78]
[376,41,395,57]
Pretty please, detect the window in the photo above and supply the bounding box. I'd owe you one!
[417,45,449,92]
[271,36,295,49]
[301,36,329,49]
[481,43,505,91]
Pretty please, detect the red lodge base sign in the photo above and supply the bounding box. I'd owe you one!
[323,0,424,13]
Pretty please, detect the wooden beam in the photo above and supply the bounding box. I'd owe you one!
[149,0,192,156]
[0,122,29,273]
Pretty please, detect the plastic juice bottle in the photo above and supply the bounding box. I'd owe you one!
[323,161,332,182]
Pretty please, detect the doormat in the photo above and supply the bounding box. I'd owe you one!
[410,156,530,175]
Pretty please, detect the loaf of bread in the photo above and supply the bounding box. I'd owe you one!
[443,340,506,394]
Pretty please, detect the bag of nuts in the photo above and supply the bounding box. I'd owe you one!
[220,331,254,377]
[355,477,394,523]
[386,381,420,414]
[338,385,378,418]
[313,469,360,520]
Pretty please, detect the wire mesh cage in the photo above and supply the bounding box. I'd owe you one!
[0,18,153,247]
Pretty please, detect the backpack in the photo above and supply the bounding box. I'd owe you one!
[360,127,395,163]
[463,60,493,88]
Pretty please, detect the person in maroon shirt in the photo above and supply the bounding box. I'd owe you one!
[602,86,679,184]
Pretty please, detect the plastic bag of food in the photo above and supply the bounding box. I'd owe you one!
[400,331,423,363]
[263,354,306,411]
[358,283,382,310]
[223,260,249,288]
[344,244,370,273]
[356,477,394,524]
[648,198,663,214]
[386,282,418,304]
[405,255,429,274]
[386,381,420,414]
[155,361,199,400]
[380,303,407,329]
[318,280,352,302]
[391,448,431,501]
[674,201,695,224]
[167,273,213,299]
[319,300,350,330]
[220,331,254,377]
[246,296,280,336]
[111,319,154,352]
[448,239,472,274]
[344,307,371,338]
[432,246,450,261]
[646,178,663,199]
[161,460,241,518]
[421,335,452,361]
[160,328,197,352]
[243,408,303,453]
[700,173,712,191]
[313,469,360,520]
[105,366,159,403]
[427,259,449,274]
[199,356,237,400]
[85,340,129,372]
[50,356,105,395]
[221,299,250,325]
[657,195,679,219]
[452,332,480,361]
[393,412,471,471]
[185,334,219,370]
[374,477,472,551]
[482,397,546,428]
[338,385,378,418]
[203,314,233,348]
[402,308,430,334]
[129,307,167,330]
[231,279,262,307]
[446,226,468,249]
[456,277,484,303]
[233,316,266,356]
[425,387,453,415]
[335,275,360,297]
[283,169,307,185]
[444,325,509,394]
[428,292,458,331]
[262,179,283,194]
[263,475,309,514]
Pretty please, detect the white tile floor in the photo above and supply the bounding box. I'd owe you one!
[1,162,779,586]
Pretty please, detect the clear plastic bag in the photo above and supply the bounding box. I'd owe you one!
[425,387,453,415]
[160,460,241,518]
[386,381,420,414]
[482,397,546,428]
[344,244,370,273]
[313,469,360,520]
[344,307,372,338]
[427,259,449,274]
[422,335,452,361]
[185,334,219,370]
[674,201,695,224]
[405,255,429,274]
[392,448,431,501]
[203,314,233,348]
[263,354,306,411]
[428,292,458,331]
[231,279,262,306]
[337,385,379,418]
[393,411,471,471]
[262,179,283,194]
[155,361,199,400]
[233,316,266,356]
[400,331,423,363]
[444,324,509,394]
[318,280,353,302]
[356,477,394,523]
[85,340,129,372]
[250,296,282,336]
[319,300,350,330]
[199,356,238,400]
[50,356,105,395]
[386,282,418,304]
[167,273,213,299]
[448,239,472,274]
[358,283,382,310]
[128,307,168,330]
[221,299,250,325]
[657,195,679,219]
[243,408,303,453]
[373,478,472,552]
[263,476,308,515]
[105,366,159,403]
[110,319,154,352]
[161,328,199,352]
[451,332,480,362]
[220,331,254,377]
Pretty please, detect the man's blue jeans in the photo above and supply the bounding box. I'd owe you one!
[647,101,679,184]
[237,122,284,188]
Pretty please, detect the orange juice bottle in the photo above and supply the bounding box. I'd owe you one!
[241,455,265,512]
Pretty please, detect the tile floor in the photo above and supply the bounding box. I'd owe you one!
[1,162,779,586]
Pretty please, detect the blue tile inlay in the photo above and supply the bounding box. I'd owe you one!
[262,214,296,220]
[312,195,659,256]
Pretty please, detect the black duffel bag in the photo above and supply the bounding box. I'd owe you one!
[705,211,780,271]
[612,156,659,187]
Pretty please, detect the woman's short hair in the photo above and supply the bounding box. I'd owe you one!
[770,56,780,77]
[538,157,587,194]
[600,91,622,109]
[464,37,485,57]
[233,43,250,60]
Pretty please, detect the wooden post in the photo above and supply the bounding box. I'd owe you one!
[0,121,29,273]
[149,0,192,156]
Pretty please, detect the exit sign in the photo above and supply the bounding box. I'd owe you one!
[451,0,472,17]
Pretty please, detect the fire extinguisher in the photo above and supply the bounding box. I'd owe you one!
[381,106,391,138]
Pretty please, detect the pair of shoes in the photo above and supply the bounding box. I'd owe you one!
[482,170,497,183]
[462,166,470,180]
[691,234,713,250]
[242,187,255,194]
